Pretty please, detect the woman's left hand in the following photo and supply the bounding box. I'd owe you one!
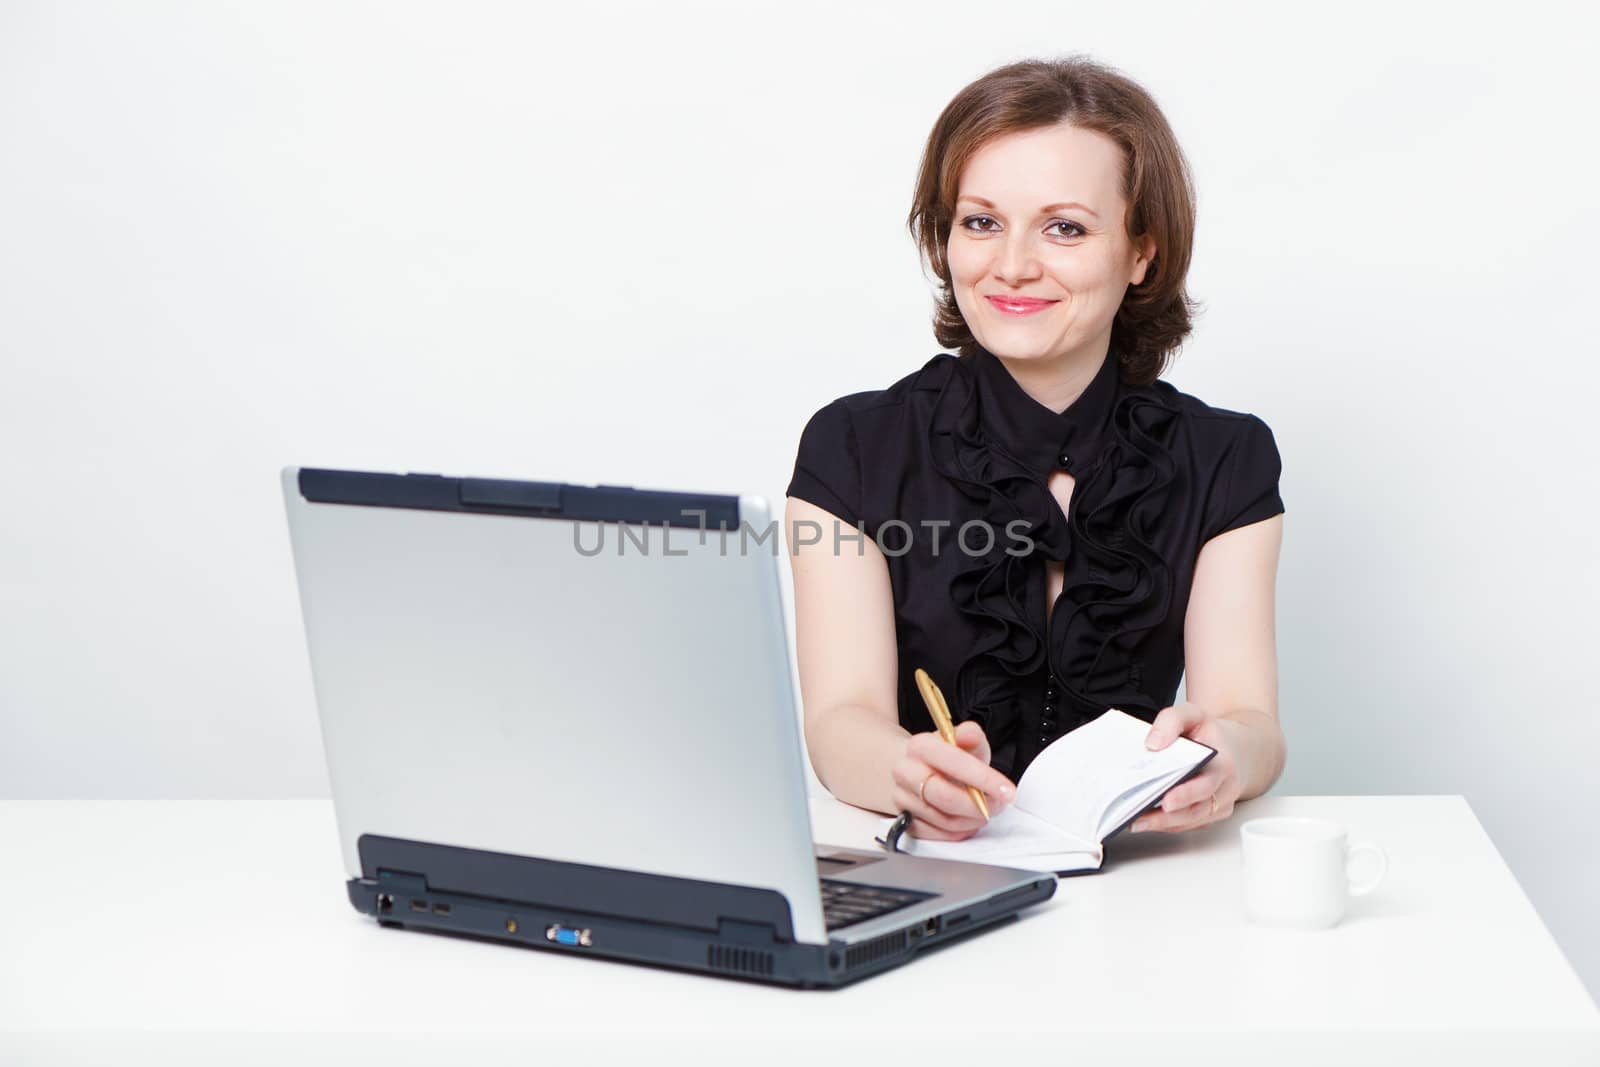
[1129,702,1241,833]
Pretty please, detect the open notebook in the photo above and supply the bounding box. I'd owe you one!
[878,708,1215,874]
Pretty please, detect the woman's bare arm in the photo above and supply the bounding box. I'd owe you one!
[786,496,1017,832]
[1126,513,1286,833]
[1182,513,1287,800]
[785,496,906,814]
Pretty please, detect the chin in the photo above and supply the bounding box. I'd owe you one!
[977,337,1056,361]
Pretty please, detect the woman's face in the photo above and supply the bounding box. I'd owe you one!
[948,121,1156,368]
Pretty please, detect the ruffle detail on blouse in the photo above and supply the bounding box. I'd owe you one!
[1052,388,1180,700]
[923,354,1179,763]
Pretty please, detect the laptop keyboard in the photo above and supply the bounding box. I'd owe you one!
[819,878,930,930]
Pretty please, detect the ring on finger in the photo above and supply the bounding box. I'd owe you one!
[918,771,935,806]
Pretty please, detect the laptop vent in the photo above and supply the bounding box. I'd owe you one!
[844,930,908,971]
[707,944,775,977]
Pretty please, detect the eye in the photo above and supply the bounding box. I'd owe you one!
[958,215,1086,239]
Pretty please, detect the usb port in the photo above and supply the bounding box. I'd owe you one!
[432,903,451,916]
[410,899,429,913]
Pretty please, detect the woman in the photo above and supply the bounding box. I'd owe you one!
[785,56,1286,844]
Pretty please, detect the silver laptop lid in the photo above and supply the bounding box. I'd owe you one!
[281,468,829,945]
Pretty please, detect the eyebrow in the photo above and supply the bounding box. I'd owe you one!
[957,195,1100,221]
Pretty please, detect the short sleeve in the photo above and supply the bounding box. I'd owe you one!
[785,398,862,527]
[1203,414,1285,541]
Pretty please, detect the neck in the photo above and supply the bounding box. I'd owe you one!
[989,341,1111,415]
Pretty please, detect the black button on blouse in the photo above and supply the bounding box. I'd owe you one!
[785,344,1285,783]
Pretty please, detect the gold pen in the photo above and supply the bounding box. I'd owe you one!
[913,667,992,821]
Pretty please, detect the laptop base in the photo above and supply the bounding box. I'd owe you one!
[349,834,1055,989]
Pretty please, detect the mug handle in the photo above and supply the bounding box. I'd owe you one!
[1346,839,1388,896]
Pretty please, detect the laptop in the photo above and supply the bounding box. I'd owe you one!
[280,466,1056,987]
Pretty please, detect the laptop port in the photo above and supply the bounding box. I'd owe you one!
[377,894,393,915]
[545,924,593,947]
[432,903,451,916]
[924,916,940,935]
[410,899,429,913]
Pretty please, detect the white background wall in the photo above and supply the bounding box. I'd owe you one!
[3,0,1596,999]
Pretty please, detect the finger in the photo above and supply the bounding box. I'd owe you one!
[1144,703,1203,749]
[893,756,1009,822]
[922,772,995,822]
[954,720,991,764]
[908,733,1016,800]
[915,735,1012,817]
[957,768,1014,817]
[1157,771,1224,814]
[1133,792,1234,834]
[1145,702,1208,750]
[1164,793,1234,831]
[890,757,934,796]
[889,782,982,835]
[906,816,980,842]
[889,762,975,828]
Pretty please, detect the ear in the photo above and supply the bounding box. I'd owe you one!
[1130,233,1158,286]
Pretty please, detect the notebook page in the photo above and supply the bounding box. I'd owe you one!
[1014,709,1213,844]
[875,805,1099,871]
[1097,764,1191,840]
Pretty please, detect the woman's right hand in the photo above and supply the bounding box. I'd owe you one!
[891,721,1017,841]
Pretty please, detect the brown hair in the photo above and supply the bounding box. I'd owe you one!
[907,55,1200,385]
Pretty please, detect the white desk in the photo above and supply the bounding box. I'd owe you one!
[2,795,1596,1066]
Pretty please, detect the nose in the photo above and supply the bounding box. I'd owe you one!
[991,230,1042,286]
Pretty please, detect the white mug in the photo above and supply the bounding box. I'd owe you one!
[1239,816,1387,929]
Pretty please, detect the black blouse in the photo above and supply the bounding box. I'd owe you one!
[785,344,1284,783]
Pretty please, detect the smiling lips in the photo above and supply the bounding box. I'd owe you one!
[985,295,1057,316]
